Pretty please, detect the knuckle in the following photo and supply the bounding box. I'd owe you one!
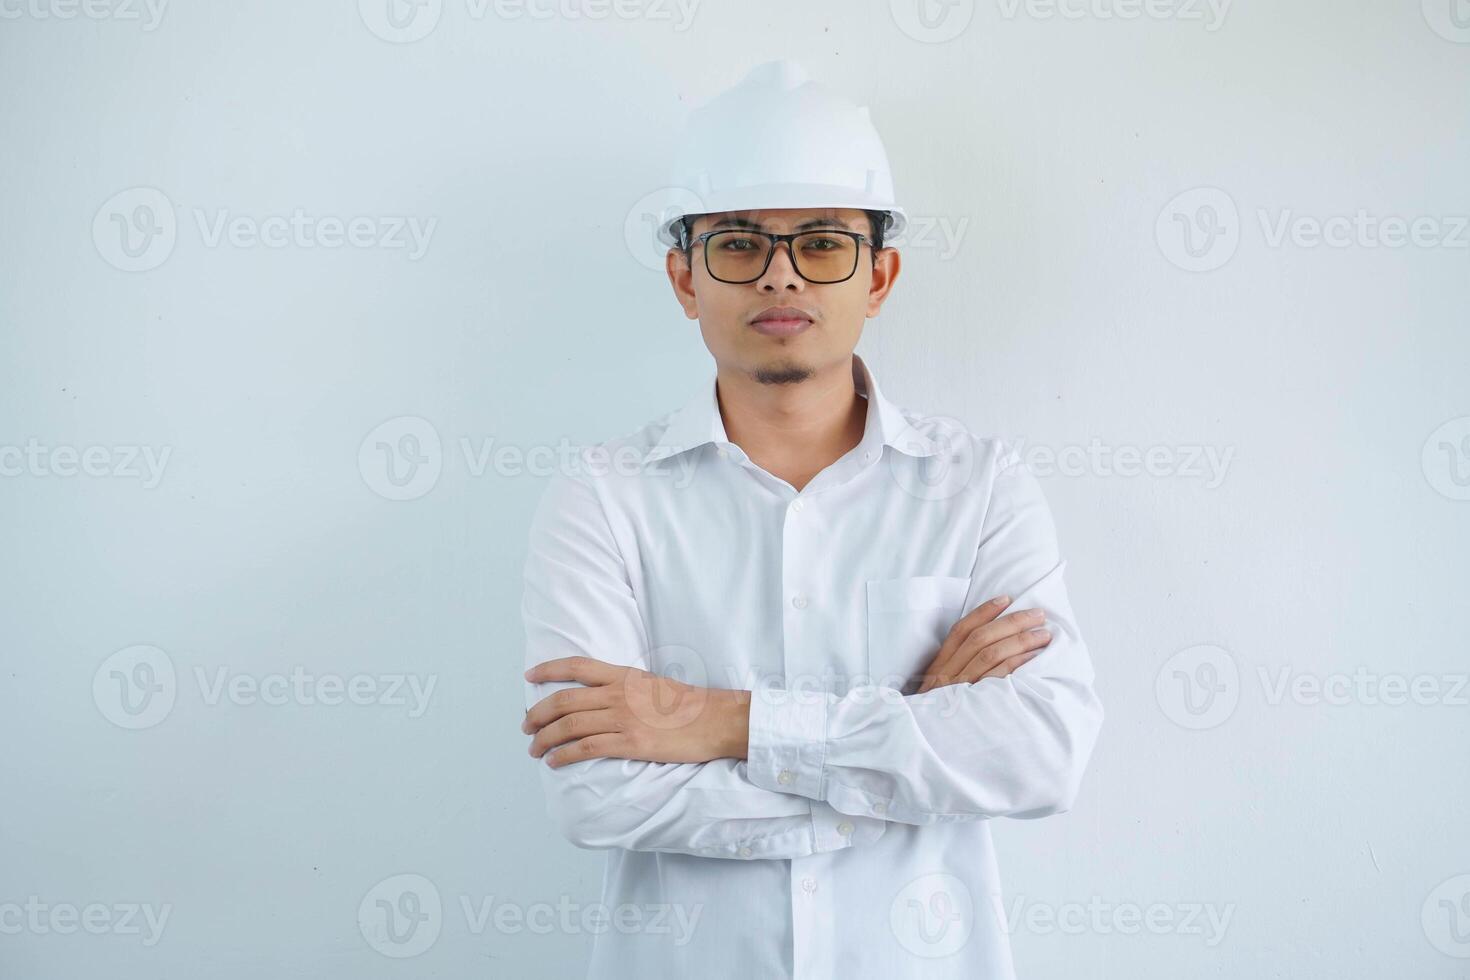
[985,637,1021,663]
[1005,634,1033,656]
[974,623,1008,647]
[999,610,1030,629]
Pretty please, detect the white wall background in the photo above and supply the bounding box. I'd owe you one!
[3,1,1468,977]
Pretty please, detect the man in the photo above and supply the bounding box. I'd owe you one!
[520,60,1102,979]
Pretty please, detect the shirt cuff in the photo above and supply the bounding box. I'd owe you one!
[811,803,886,852]
[746,685,829,802]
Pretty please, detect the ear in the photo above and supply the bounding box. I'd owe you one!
[865,246,900,318]
[666,246,700,321]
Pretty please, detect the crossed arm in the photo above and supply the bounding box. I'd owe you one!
[519,450,1103,858]
[522,594,1055,767]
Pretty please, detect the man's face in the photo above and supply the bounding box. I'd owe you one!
[666,207,900,385]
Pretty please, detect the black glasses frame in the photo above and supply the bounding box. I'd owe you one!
[690,228,876,284]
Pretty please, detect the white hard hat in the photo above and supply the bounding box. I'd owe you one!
[654,60,907,249]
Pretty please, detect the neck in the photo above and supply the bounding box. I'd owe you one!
[715,355,867,492]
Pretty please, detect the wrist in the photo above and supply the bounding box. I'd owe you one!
[712,688,751,760]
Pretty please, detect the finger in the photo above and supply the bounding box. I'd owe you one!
[968,608,1048,649]
[923,605,1044,689]
[523,656,622,687]
[975,642,1047,682]
[544,732,633,768]
[529,707,623,758]
[523,685,613,734]
[920,596,1013,690]
[954,628,1051,685]
[939,594,1010,655]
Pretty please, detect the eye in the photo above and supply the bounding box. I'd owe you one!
[801,237,842,251]
[719,236,759,251]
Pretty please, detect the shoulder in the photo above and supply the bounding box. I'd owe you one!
[887,399,1030,488]
[528,406,678,507]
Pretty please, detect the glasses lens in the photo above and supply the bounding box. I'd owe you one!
[705,231,770,283]
[791,232,859,283]
[705,231,860,283]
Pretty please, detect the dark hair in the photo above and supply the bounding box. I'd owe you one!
[677,210,888,257]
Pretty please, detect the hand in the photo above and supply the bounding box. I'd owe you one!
[914,595,1052,694]
[522,656,750,768]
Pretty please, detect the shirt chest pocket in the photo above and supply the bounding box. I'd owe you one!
[865,575,971,695]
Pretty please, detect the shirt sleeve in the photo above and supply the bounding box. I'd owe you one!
[744,446,1104,825]
[521,464,886,859]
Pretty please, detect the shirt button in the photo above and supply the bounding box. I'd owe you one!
[717,447,729,458]
[873,802,887,815]
[791,499,804,512]
[801,876,816,893]
[863,450,874,461]
[738,845,752,857]
[791,595,808,609]
[777,769,795,785]
[836,820,854,836]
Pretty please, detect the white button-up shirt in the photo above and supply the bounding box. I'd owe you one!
[520,352,1103,979]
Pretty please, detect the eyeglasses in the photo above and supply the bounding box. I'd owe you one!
[689,228,875,284]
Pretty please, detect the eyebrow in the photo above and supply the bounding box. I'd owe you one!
[708,216,859,233]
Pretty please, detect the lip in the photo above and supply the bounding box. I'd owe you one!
[750,307,813,337]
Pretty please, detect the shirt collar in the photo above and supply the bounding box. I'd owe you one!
[643,352,942,465]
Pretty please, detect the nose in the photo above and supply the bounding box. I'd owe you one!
[756,240,805,291]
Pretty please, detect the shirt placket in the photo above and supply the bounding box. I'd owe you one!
[780,485,845,980]
[731,427,885,979]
